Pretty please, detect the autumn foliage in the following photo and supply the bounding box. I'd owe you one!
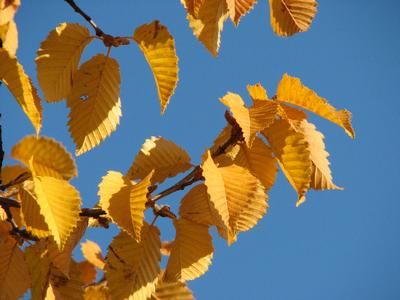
[0,0,354,299]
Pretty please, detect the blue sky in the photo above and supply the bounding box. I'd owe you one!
[2,1,400,299]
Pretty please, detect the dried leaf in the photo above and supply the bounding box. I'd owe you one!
[269,0,318,36]
[133,21,179,114]
[0,19,18,55]
[150,276,195,300]
[277,74,355,138]
[226,0,257,26]
[1,164,29,187]
[98,171,153,242]
[67,54,122,155]
[84,283,110,300]
[127,136,192,185]
[0,48,42,133]
[164,219,213,282]
[105,224,161,300]
[181,0,205,17]
[186,0,228,56]
[81,239,106,270]
[33,176,81,249]
[49,260,85,300]
[11,135,77,180]
[247,83,268,102]
[77,261,97,285]
[36,23,93,102]
[160,240,174,256]
[0,0,20,25]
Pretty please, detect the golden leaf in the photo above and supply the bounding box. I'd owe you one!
[133,21,179,114]
[49,260,85,300]
[25,242,51,300]
[220,92,277,146]
[0,48,42,133]
[186,0,228,56]
[98,171,153,242]
[269,0,318,36]
[33,176,81,250]
[0,0,20,25]
[0,240,30,299]
[127,136,192,185]
[36,23,93,102]
[105,224,161,300]
[276,74,355,138]
[81,239,106,270]
[164,219,213,282]
[45,283,62,300]
[181,0,205,17]
[77,261,97,285]
[150,276,195,300]
[1,164,29,187]
[263,119,311,206]
[226,0,257,26]
[84,283,110,300]
[298,120,342,190]
[247,83,268,102]
[0,19,18,55]
[179,184,215,226]
[67,54,122,156]
[201,151,267,243]
[11,135,77,180]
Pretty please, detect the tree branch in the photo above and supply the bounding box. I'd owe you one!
[0,114,4,187]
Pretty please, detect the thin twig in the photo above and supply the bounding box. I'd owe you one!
[0,114,4,187]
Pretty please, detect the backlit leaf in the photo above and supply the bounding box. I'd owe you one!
[263,119,311,206]
[226,0,257,26]
[0,19,18,55]
[77,261,97,285]
[186,0,228,56]
[127,136,192,185]
[247,83,268,102]
[276,73,355,138]
[164,219,213,282]
[84,283,110,300]
[0,48,42,133]
[0,0,20,26]
[269,0,318,36]
[33,176,81,249]
[36,23,93,102]
[98,170,153,242]
[11,135,77,180]
[0,164,29,187]
[67,54,122,156]
[181,0,205,17]
[150,276,195,300]
[49,260,85,300]
[105,224,161,300]
[81,239,106,270]
[133,21,179,114]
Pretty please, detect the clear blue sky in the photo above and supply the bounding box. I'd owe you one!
[2,1,400,299]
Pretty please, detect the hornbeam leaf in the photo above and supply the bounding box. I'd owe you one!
[49,260,85,300]
[84,283,110,300]
[33,176,81,250]
[133,21,179,114]
[247,83,268,102]
[11,135,77,180]
[0,49,42,133]
[0,0,20,26]
[81,239,106,270]
[36,23,93,102]
[150,275,195,300]
[0,240,30,300]
[263,119,312,206]
[220,92,277,146]
[105,224,161,300]
[186,0,229,56]
[0,19,18,55]
[0,164,29,187]
[269,0,318,36]
[77,261,97,285]
[164,219,213,282]
[201,151,267,243]
[226,0,258,26]
[127,136,192,185]
[276,74,355,138]
[298,120,343,190]
[67,54,122,156]
[181,0,205,17]
[98,170,153,242]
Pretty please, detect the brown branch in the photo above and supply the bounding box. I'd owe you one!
[0,114,4,187]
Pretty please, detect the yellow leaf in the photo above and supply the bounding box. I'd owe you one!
[11,135,77,180]
[164,219,213,282]
[181,0,205,17]
[0,19,18,55]
[81,239,106,270]
[67,54,122,156]
[77,261,97,285]
[0,239,30,299]
[150,276,195,300]
[226,0,257,26]
[98,170,153,242]
[276,74,355,138]
[298,120,343,190]
[36,23,93,102]
[49,260,85,300]
[127,136,192,185]
[1,164,29,187]
[45,283,62,300]
[0,0,20,26]
[263,119,311,206]
[269,0,318,36]
[179,184,215,227]
[33,176,81,250]
[278,102,308,122]
[247,83,268,102]
[201,151,267,242]
[133,21,179,114]
[220,92,277,146]
[186,0,228,56]
[84,283,110,300]
[105,224,161,300]
[25,241,51,300]
[0,48,42,133]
